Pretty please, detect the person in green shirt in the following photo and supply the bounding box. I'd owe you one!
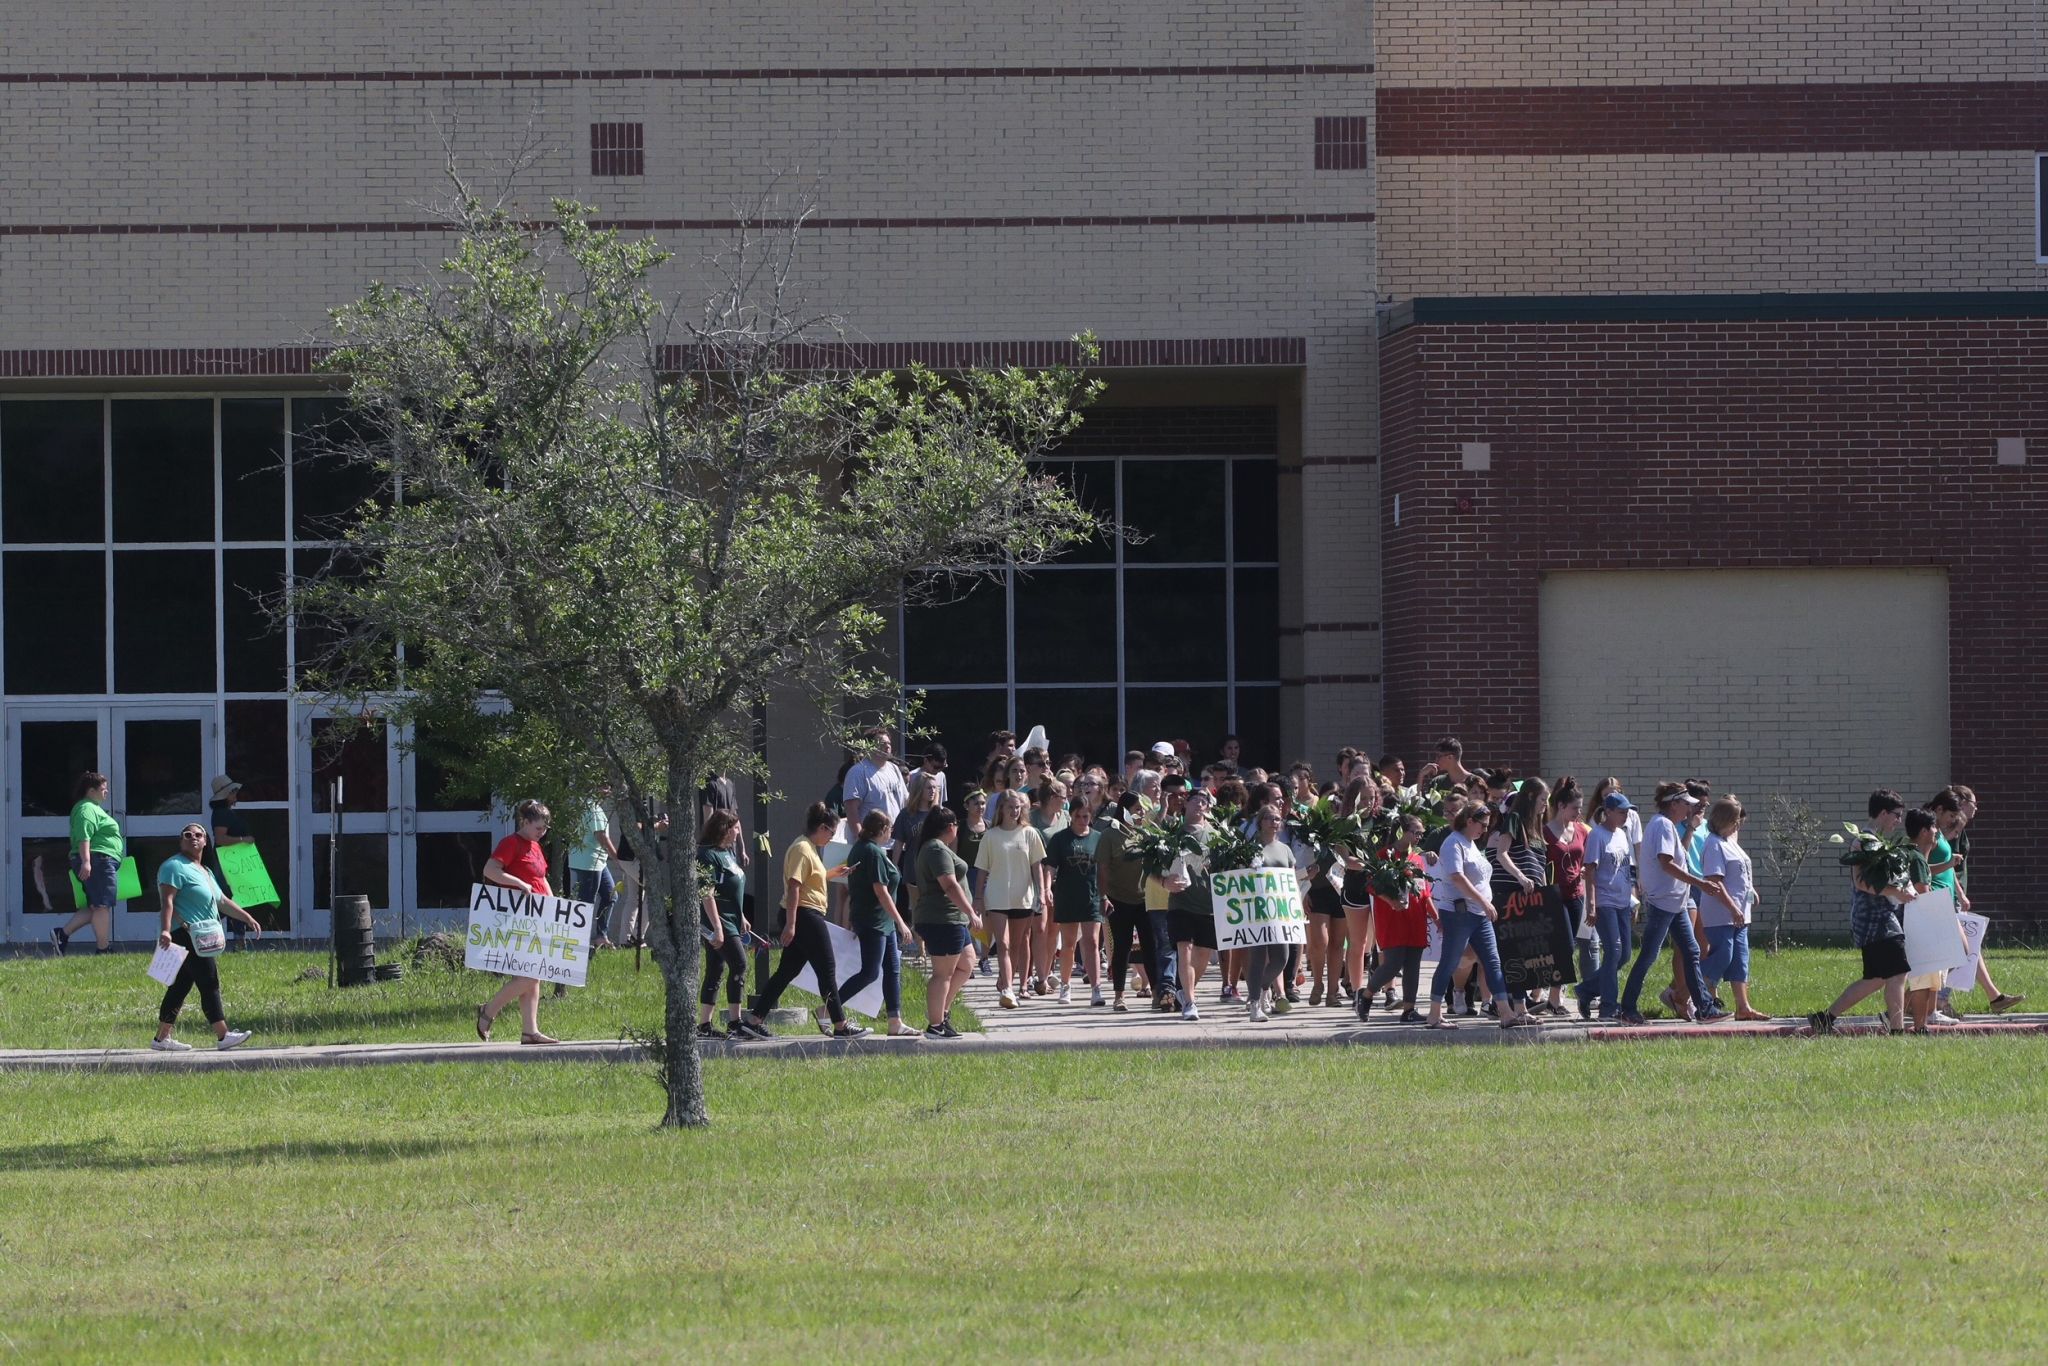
[911,808,980,1038]
[696,810,767,1041]
[1042,801,1107,1008]
[152,823,263,1051]
[839,810,917,1037]
[54,771,124,954]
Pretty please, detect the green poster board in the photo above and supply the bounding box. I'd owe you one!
[69,856,143,909]
[216,842,281,908]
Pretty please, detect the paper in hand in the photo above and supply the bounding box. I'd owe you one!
[147,942,189,987]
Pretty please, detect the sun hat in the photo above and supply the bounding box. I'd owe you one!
[209,775,242,802]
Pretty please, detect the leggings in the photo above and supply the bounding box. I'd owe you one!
[753,907,846,1024]
[700,933,747,1006]
[840,926,902,1017]
[1364,945,1424,1002]
[158,926,225,1026]
[1106,898,1168,994]
[1244,944,1289,1000]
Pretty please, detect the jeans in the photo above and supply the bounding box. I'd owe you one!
[753,907,845,1024]
[570,865,617,940]
[1619,904,1709,1015]
[1430,905,1509,1003]
[1587,902,1633,1016]
[1702,923,1750,986]
[841,925,903,1018]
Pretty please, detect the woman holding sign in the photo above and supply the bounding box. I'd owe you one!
[152,823,261,1051]
[53,771,123,954]
[476,799,560,1045]
[1425,802,1534,1030]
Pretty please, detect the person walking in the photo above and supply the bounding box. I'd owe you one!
[1359,815,1432,1023]
[53,771,123,954]
[842,727,910,846]
[1615,783,1720,1025]
[840,810,919,1037]
[911,808,980,1038]
[974,790,1049,1009]
[1241,804,1297,1022]
[568,790,621,949]
[1698,797,1769,1021]
[1165,789,1220,1021]
[1098,792,1166,1012]
[696,810,766,1040]
[1542,778,1590,1016]
[1042,799,1108,1007]
[477,799,561,1045]
[1581,792,1638,1020]
[151,823,262,1051]
[207,774,259,949]
[1809,790,1919,1035]
[1424,802,1532,1030]
[1488,776,1555,1012]
[744,803,867,1038]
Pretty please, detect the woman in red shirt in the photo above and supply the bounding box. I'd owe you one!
[477,799,559,1044]
[1358,815,1433,1023]
[1543,779,1592,1018]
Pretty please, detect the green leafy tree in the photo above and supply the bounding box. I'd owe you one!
[298,187,1101,1126]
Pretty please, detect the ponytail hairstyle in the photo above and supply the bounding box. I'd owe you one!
[1550,775,1583,818]
[914,806,958,862]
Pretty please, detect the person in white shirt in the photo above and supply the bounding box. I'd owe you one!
[1699,797,1769,1020]
[1424,802,1534,1030]
[1615,783,1721,1024]
[842,727,910,844]
[1582,793,1639,1020]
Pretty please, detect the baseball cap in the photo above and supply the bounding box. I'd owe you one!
[1601,792,1634,813]
[1149,741,1175,757]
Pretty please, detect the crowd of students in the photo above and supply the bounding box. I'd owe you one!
[694,728,2021,1039]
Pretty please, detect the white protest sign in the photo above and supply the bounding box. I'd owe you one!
[147,941,189,987]
[1902,889,1967,976]
[822,819,854,871]
[464,883,597,987]
[793,916,887,1019]
[1948,911,1990,992]
[1210,866,1307,950]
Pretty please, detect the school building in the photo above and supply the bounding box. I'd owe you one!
[0,2,2040,942]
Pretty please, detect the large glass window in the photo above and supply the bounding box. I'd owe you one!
[900,435,1281,789]
[111,399,214,543]
[1,400,103,545]
[4,551,105,694]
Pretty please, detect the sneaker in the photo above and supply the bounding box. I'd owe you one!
[1057,984,1072,1005]
[1090,988,1106,1008]
[1451,990,1467,1015]
[1181,1002,1201,1022]
[1615,1009,1648,1026]
[733,1017,773,1040]
[1270,996,1292,1015]
[831,1024,871,1039]
[1806,1010,1837,1036]
[150,1037,193,1052]
[216,1030,252,1051]
[697,1021,722,1040]
[50,927,69,955]
[1991,993,2027,1014]
[1930,1010,1961,1026]
[1112,995,1129,1013]
[1153,991,1178,1013]
[1284,986,1303,1004]
[1383,987,1396,1008]
[999,990,1018,1010]
[1695,1007,1730,1023]
[1247,1002,1268,1022]
[936,1020,963,1039]
[1398,1008,1425,1024]
[1576,993,1595,1020]
[723,1023,751,1041]
[1220,987,1240,1004]
[924,1022,947,1039]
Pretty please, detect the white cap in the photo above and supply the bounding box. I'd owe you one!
[1149,741,1175,757]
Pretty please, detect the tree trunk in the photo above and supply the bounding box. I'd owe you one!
[650,781,709,1128]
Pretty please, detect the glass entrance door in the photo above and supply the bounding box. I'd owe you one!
[5,703,212,943]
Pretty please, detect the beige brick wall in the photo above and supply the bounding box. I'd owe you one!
[1377,1,2047,86]
[1539,568,1951,936]
[1380,151,2048,298]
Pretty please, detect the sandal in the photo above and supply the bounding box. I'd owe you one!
[476,1004,496,1041]
[1425,1018,1457,1030]
[519,1031,560,1045]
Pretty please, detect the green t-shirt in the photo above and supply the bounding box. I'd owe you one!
[1044,826,1105,922]
[914,839,970,926]
[71,799,123,857]
[156,854,220,927]
[844,838,902,933]
[1929,834,1956,891]
[1094,817,1146,906]
[1907,849,1932,890]
[696,846,745,935]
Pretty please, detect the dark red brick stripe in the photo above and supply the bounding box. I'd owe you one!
[1279,622,1379,636]
[0,338,1306,379]
[2,213,1374,237]
[1379,80,2048,156]
[1281,674,1381,686]
[0,63,1371,85]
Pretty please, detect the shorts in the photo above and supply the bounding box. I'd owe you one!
[989,906,1040,920]
[1053,905,1104,926]
[1340,870,1374,909]
[915,922,971,957]
[1860,936,1911,981]
[1167,909,1218,950]
[1906,970,1946,993]
[1306,879,1345,919]
[75,854,120,909]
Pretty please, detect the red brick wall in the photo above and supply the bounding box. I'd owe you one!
[1380,315,2048,917]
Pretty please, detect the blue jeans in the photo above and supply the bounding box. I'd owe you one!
[841,926,902,1018]
[1429,905,1509,1003]
[569,866,617,940]
[1619,904,1709,1015]
[1702,924,1750,986]
[1587,902,1634,1016]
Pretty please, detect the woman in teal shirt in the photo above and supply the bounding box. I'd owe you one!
[153,823,263,1052]
[54,771,123,954]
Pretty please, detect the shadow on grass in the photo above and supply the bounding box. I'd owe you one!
[0,1134,480,1173]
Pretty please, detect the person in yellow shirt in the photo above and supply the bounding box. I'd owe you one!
[744,804,867,1038]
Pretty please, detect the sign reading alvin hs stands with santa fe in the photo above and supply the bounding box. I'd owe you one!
[1210,867,1308,950]
[465,883,597,987]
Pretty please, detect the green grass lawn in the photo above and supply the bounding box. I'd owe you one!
[0,941,979,1050]
[5,1042,2048,1360]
